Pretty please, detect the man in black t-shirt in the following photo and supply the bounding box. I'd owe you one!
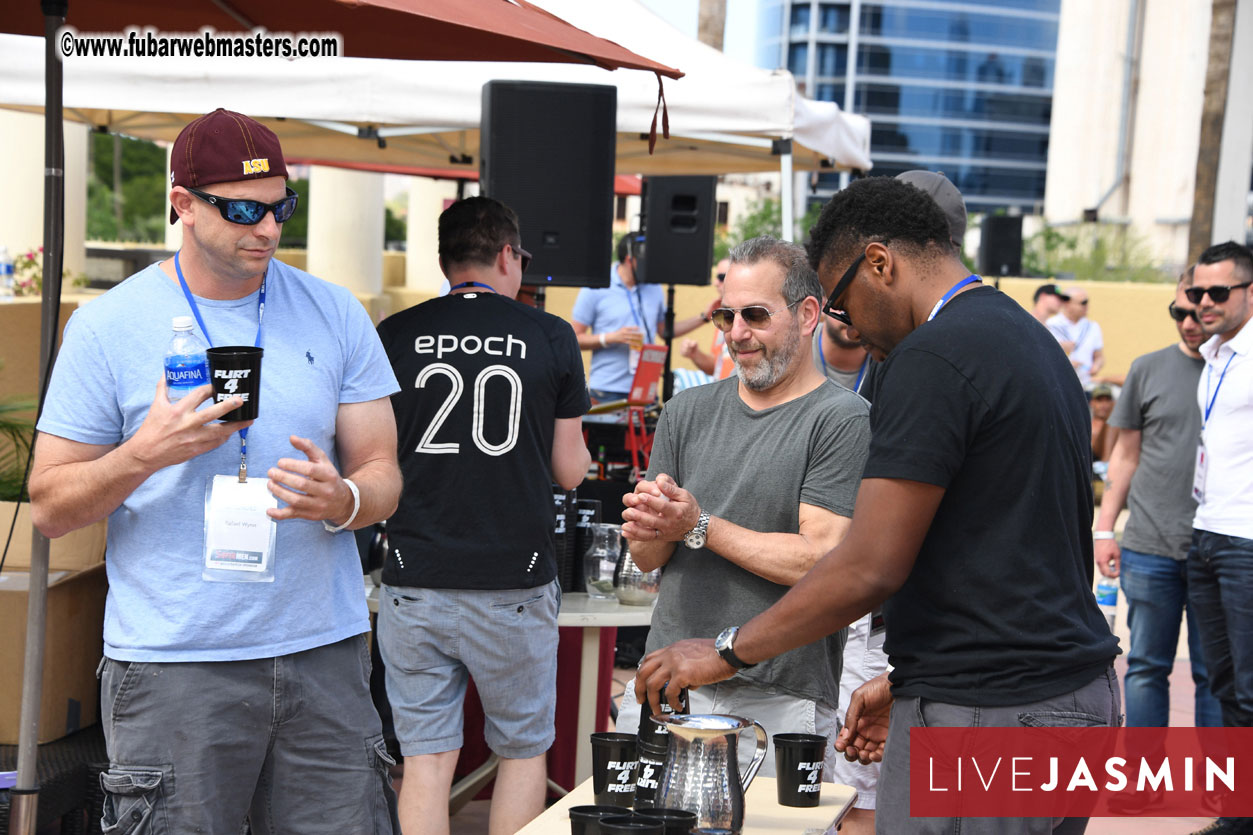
[376,197,591,835]
[634,177,1119,834]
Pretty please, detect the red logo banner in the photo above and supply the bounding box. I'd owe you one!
[910,728,1253,818]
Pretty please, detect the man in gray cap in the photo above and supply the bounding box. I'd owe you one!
[802,169,969,834]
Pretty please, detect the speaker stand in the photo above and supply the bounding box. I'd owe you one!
[661,284,676,403]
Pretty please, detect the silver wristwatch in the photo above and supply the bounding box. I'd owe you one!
[683,511,710,549]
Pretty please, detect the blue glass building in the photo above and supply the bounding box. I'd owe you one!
[758,0,1061,213]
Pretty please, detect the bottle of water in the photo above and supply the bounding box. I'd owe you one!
[1095,574,1118,631]
[0,246,14,298]
[164,316,209,401]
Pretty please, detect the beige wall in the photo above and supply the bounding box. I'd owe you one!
[998,278,1180,379]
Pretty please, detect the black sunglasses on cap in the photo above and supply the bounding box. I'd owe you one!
[1184,281,1253,304]
[187,186,299,225]
[821,252,866,327]
[709,300,801,331]
[1168,302,1200,323]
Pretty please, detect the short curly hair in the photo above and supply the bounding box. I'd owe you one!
[805,177,953,273]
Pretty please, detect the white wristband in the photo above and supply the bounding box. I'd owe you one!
[323,478,361,533]
[1092,531,1116,540]
[599,333,607,348]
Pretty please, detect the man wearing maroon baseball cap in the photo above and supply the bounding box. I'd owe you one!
[30,109,402,832]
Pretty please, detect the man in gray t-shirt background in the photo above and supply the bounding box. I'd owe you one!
[1093,271,1222,727]
[616,235,870,779]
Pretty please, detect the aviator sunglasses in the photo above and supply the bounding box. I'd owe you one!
[1183,281,1253,304]
[710,299,801,331]
[1168,302,1200,324]
[187,186,299,225]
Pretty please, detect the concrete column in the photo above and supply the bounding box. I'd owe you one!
[405,177,460,292]
[1213,0,1253,245]
[306,165,384,294]
[0,110,88,278]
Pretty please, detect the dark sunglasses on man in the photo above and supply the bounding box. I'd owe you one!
[505,243,532,273]
[1168,302,1200,323]
[187,186,299,225]
[1183,281,1253,305]
[821,252,866,327]
[709,300,801,331]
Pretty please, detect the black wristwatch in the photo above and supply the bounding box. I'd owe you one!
[714,626,756,669]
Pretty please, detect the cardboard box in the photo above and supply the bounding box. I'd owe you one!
[0,563,107,744]
[0,502,108,745]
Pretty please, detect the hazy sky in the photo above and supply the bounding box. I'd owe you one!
[637,0,762,67]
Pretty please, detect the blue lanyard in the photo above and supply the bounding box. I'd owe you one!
[927,275,981,322]
[818,329,869,393]
[450,281,496,294]
[174,251,266,472]
[621,279,653,344]
[1202,353,1236,429]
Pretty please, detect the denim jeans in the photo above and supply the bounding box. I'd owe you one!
[1187,530,1253,727]
[1120,546,1223,727]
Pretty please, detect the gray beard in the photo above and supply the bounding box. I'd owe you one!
[734,320,802,392]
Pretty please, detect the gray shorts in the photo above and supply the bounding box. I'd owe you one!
[875,666,1122,835]
[377,579,560,759]
[97,634,396,835]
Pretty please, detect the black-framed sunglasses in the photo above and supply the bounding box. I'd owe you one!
[1168,302,1200,323]
[506,243,532,273]
[821,252,866,327]
[1184,281,1253,304]
[187,186,299,225]
[709,299,801,331]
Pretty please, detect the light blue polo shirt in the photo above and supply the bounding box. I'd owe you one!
[571,263,666,395]
[37,260,399,662]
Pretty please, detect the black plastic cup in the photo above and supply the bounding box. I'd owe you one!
[570,805,625,835]
[591,732,638,807]
[773,732,825,807]
[636,807,698,835]
[207,346,263,421]
[633,744,666,809]
[599,815,664,835]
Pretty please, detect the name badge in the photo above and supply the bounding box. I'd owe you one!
[203,475,278,583]
[868,605,887,651]
[1192,442,1207,504]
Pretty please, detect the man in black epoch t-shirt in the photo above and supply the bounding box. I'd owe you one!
[376,196,591,835]
[633,177,1120,834]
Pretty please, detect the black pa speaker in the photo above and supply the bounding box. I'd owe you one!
[481,81,617,288]
[979,215,1023,277]
[636,176,717,286]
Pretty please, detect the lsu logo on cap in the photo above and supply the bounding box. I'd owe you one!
[242,158,271,175]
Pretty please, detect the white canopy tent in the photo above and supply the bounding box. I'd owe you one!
[0,0,870,191]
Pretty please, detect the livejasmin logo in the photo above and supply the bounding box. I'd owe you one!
[910,727,1253,818]
[926,753,1233,793]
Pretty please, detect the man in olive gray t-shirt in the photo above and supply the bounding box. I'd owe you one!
[1093,289,1220,727]
[616,236,871,778]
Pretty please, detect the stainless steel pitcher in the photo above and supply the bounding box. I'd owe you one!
[652,713,768,834]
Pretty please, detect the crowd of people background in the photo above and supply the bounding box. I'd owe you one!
[21,107,1253,835]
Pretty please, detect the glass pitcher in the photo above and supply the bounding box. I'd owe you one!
[584,522,625,599]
